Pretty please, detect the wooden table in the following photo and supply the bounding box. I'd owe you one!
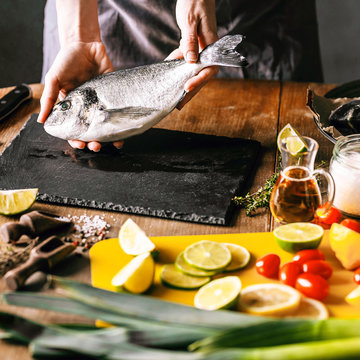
[0,79,336,358]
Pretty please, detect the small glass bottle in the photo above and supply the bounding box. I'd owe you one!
[329,134,360,218]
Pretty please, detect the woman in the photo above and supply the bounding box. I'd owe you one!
[39,0,323,151]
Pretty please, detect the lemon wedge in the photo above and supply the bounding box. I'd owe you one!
[194,276,242,311]
[0,188,38,215]
[111,252,154,294]
[119,218,155,255]
[183,240,231,271]
[329,223,360,270]
[160,264,211,290]
[239,283,301,316]
[345,286,360,305]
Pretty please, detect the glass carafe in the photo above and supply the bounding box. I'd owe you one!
[270,136,335,224]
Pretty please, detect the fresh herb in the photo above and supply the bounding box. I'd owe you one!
[233,171,280,216]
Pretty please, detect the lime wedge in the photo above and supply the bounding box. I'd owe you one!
[223,243,251,272]
[239,283,301,316]
[175,252,218,277]
[194,276,242,310]
[277,123,308,155]
[160,264,211,290]
[119,219,155,255]
[183,240,231,271]
[274,222,324,252]
[0,188,38,215]
[285,297,328,320]
[111,252,154,294]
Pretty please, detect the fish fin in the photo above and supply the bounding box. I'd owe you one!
[199,35,248,67]
[104,106,158,120]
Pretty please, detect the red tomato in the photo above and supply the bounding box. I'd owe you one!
[295,273,329,300]
[279,261,303,287]
[255,253,281,279]
[302,260,333,279]
[315,202,342,225]
[354,267,360,285]
[293,249,325,265]
[340,219,360,233]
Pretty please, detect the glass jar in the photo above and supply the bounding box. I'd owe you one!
[329,134,360,217]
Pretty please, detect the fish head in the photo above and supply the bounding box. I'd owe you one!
[44,87,103,140]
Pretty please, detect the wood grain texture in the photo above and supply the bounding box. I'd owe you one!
[0,80,337,359]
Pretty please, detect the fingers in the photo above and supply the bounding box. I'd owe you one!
[68,140,124,152]
[184,65,218,93]
[68,140,86,149]
[37,75,60,123]
[113,141,124,149]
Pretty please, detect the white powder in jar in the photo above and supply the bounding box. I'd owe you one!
[330,151,360,217]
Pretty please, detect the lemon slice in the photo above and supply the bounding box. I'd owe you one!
[160,264,211,290]
[345,286,360,305]
[223,243,251,272]
[0,188,38,215]
[175,252,218,277]
[274,222,324,253]
[119,219,155,255]
[194,276,242,311]
[184,240,232,271]
[111,252,154,294]
[286,297,328,319]
[277,123,308,155]
[239,283,301,316]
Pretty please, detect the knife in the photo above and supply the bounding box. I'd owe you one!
[0,84,32,121]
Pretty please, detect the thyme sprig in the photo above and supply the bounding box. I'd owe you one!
[233,171,279,216]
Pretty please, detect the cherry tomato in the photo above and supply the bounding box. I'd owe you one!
[295,273,329,300]
[255,253,281,279]
[279,261,303,287]
[302,260,333,279]
[315,202,342,225]
[293,249,325,265]
[340,219,360,233]
[354,267,360,285]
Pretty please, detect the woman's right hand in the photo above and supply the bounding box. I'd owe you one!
[38,41,123,151]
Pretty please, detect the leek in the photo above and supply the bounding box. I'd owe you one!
[190,318,360,350]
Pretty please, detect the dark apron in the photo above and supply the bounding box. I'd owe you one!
[42,0,323,82]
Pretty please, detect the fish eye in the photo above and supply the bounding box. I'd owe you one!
[59,100,71,111]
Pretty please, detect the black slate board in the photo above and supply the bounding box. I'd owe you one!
[0,114,261,225]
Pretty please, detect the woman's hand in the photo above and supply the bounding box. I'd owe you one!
[173,0,219,108]
[38,41,123,152]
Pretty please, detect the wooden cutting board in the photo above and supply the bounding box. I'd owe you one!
[89,231,360,318]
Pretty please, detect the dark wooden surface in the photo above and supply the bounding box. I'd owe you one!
[0,79,336,358]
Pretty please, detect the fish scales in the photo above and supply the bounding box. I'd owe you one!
[44,35,247,143]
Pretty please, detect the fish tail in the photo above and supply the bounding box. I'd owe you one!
[199,35,248,67]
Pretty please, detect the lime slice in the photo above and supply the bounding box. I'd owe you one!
[119,219,155,255]
[239,283,301,316]
[160,264,211,290]
[223,243,251,272]
[194,276,242,310]
[0,188,38,215]
[274,222,324,253]
[175,252,218,277]
[183,240,231,271]
[111,252,154,294]
[277,123,308,155]
[285,297,328,320]
[345,286,360,305]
